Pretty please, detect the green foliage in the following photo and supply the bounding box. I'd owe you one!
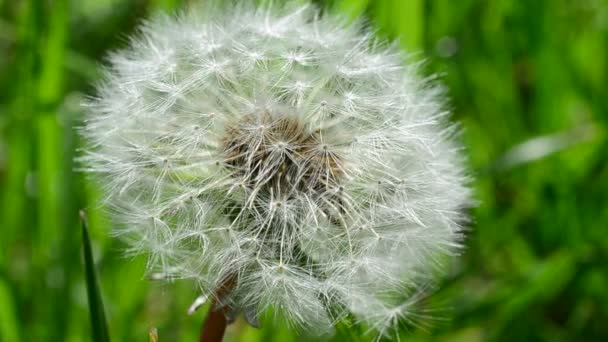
[81,211,110,342]
[0,0,607,341]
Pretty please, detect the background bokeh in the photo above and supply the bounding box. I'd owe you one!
[1,0,607,341]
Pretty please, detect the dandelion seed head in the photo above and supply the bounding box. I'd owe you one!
[80,1,472,337]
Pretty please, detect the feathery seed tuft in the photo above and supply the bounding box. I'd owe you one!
[80,1,472,337]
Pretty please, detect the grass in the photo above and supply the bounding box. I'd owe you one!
[1,0,607,341]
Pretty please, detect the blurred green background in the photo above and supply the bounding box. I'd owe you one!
[1,0,607,341]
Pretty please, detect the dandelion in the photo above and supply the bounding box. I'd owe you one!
[80,1,471,338]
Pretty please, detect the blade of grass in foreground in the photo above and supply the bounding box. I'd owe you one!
[149,327,159,342]
[81,210,111,342]
[0,278,20,342]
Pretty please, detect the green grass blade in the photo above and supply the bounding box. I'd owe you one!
[149,327,159,342]
[0,278,20,342]
[150,0,181,11]
[81,211,111,342]
[333,0,369,21]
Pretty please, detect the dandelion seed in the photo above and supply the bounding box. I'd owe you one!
[80,1,472,337]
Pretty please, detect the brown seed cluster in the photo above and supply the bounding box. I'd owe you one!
[221,112,343,200]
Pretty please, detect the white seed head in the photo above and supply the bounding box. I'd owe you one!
[80,1,472,336]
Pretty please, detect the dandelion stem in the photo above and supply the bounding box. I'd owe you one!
[199,275,236,342]
[199,300,227,342]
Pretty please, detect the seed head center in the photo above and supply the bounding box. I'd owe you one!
[221,112,342,198]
